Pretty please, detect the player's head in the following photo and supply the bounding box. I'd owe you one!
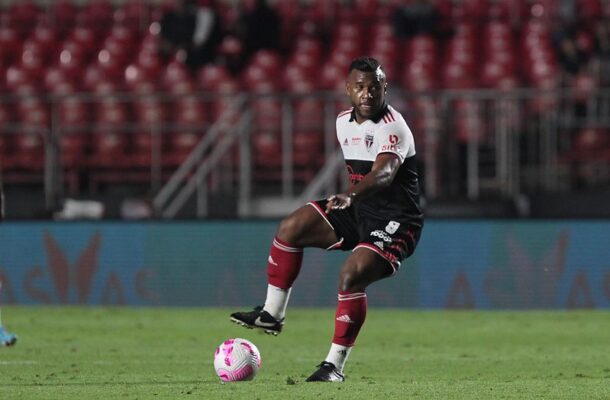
[346,57,387,123]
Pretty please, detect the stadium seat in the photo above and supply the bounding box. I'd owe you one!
[166,97,207,166]
[30,24,59,58]
[91,98,130,167]
[6,0,41,37]
[572,72,598,104]
[197,64,231,91]
[78,0,114,35]
[132,96,167,166]
[0,27,21,67]
[48,0,78,37]
[0,103,14,169]
[453,98,486,143]
[250,50,284,76]
[57,96,90,170]
[69,26,98,59]
[14,98,48,170]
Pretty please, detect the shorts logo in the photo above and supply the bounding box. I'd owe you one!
[374,241,384,250]
[385,221,400,234]
[370,230,392,242]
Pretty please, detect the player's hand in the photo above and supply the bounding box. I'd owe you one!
[325,193,353,212]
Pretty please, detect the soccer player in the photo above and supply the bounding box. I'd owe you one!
[0,283,17,347]
[0,174,17,347]
[230,57,423,382]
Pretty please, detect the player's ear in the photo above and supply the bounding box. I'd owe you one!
[345,81,350,96]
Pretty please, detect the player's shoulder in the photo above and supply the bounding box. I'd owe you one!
[375,105,409,133]
[380,105,406,125]
[337,108,353,121]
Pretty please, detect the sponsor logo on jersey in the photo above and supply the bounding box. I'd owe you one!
[346,165,364,184]
[381,134,400,151]
[352,137,361,145]
[385,221,400,234]
[371,230,392,242]
[343,138,349,146]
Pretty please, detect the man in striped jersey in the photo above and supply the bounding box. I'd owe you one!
[231,57,423,382]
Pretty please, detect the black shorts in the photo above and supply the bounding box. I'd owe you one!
[308,199,422,273]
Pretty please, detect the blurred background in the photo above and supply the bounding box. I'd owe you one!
[0,0,609,309]
[0,0,608,220]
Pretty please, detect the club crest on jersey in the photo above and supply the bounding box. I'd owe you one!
[365,134,374,150]
[385,221,400,234]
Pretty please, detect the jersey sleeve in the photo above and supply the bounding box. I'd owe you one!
[375,120,416,163]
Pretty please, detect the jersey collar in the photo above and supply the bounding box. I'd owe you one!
[349,103,389,124]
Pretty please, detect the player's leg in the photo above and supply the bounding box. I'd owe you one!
[231,203,338,335]
[307,248,393,382]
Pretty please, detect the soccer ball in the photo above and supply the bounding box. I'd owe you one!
[213,338,261,382]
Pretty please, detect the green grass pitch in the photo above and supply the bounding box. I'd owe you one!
[0,307,608,399]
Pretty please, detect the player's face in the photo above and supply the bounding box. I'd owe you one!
[346,68,387,123]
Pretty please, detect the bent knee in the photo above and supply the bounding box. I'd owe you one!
[338,267,366,292]
[276,214,306,245]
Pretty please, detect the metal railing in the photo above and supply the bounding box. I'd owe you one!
[1,88,609,218]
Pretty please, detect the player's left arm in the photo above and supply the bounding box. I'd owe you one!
[326,120,414,212]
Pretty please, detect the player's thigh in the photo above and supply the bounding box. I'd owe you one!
[338,247,394,292]
[276,203,337,248]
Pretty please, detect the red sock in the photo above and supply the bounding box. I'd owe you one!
[267,237,303,289]
[333,291,367,347]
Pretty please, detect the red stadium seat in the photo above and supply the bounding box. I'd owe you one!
[0,27,21,67]
[49,0,78,37]
[57,97,90,169]
[197,64,231,91]
[210,79,241,121]
[91,98,130,167]
[78,0,114,35]
[453,99,486,143]
[30,24,59,56]
[113,0,152,27]
[132,96,167,166]
[253,130,282,169]
[7,0,41,37]
[0,103,15,170]
[250,50,284,76]
[572,72,598,104]
[167,97,207,165]
[69,26,98,59]
[12,99,48,170]
[20,42,46,79]
[162,58,193,90]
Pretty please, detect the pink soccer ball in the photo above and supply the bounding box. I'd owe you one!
[213,338,262,382]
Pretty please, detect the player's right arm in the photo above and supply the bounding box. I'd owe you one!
[326,152,401,212]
